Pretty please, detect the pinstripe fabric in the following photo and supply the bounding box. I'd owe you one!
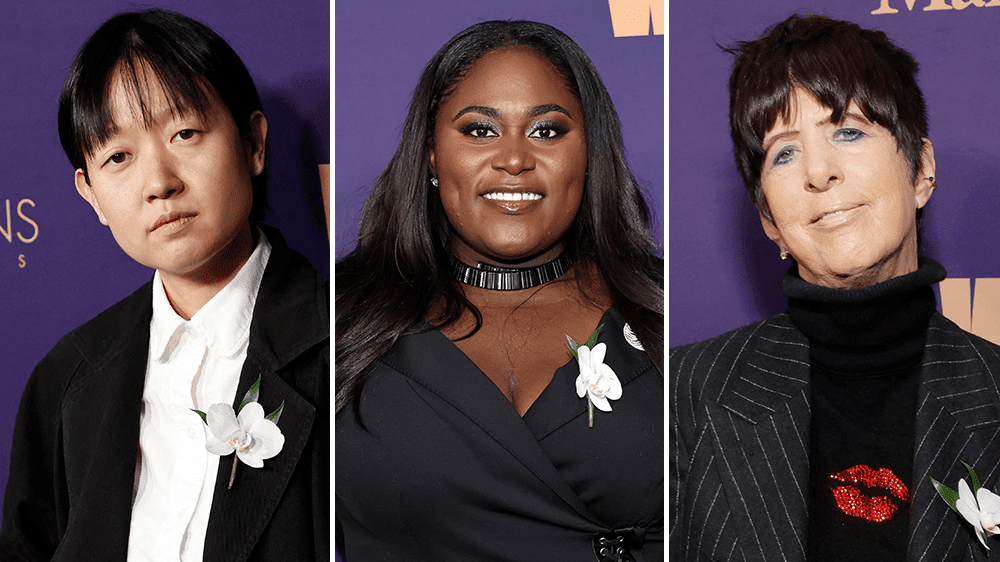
[670,313,1000,562]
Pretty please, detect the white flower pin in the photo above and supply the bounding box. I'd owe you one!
[193,374,285,489]
[933,461,1000,549]
[567,324,622,427]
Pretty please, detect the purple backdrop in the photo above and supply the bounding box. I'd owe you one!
[0,0,328,524]
[334,1,664,261]
[669,0,1000,346]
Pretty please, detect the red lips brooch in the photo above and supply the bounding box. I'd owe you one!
[829,464,910,522]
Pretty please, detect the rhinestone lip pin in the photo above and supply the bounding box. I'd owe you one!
[829,464,910,522]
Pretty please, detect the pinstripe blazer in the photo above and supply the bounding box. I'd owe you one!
[670,312,1000,562]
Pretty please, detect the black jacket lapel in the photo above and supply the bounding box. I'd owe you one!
[203,227,328,562]
[708,314,811,562]
[908,315,1000,562]
[202,367,317,562]
[380,326,606,527]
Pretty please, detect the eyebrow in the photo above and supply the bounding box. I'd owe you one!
[452,103,572,121]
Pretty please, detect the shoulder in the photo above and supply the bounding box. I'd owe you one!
[926,312,1000,373]
[16,281,151,437]
[669,314,798,379]
[34,281,152,387]
[251,227,329,392]
[669,314,803,416]
[259,226,329,315]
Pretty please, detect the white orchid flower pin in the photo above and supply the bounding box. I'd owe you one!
[193,374,284,489]
[567,324,622,427]
[933,461,1000,549]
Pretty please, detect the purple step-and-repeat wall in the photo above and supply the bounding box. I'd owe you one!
[669,0,1000,347]
[334,1,664,261]
[0,0,328,522]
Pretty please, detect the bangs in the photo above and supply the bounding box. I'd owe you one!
[728,15,927,218]
[741,33,901,159]
[71,50,212,163]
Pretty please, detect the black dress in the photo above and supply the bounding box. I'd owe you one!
[336,306,663,561]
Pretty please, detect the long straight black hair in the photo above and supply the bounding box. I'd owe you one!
[336,20,663,413]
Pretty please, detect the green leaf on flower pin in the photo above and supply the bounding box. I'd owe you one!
[239,374,263,413]
[584,324,604,349]
[931,477,960,513]
[191,409,208,425]
[965,460,982,494]
[266,400,285,424]
[566,324,605,360]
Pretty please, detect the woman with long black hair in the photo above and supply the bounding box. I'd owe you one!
[336,19,662,561]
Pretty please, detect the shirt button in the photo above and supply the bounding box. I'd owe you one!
[188,427,196,439]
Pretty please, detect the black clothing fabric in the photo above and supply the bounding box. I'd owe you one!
[336,306,663,561]
[783,259,945,561]
[0,227,330,562]
[670,259,1000,562]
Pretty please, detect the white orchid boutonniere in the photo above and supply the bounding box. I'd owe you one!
[193,374,285,489]
[566,324,622,427]
[932,461,1000,549]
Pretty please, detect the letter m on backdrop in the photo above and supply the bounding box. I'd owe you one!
[608,0,664,36]
[941,278,1000,346]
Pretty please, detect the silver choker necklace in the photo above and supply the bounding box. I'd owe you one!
[450,253,572,291]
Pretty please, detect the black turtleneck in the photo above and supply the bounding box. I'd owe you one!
[784,258,947,562]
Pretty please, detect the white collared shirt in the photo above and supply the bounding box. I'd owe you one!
[128,231,271,562]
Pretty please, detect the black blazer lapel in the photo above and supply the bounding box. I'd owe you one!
[203,228,328,562]
[908,315,1000,562]
[203,367,317,562]
[380,326,607,528]
[707,314,811,562]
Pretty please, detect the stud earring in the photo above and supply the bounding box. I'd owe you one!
[430,177,439,187]
[780,249,789,260]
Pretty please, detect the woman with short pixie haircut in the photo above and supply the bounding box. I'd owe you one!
[1,9,328,561]
[337,19,662,561]
[671,14,1000,562]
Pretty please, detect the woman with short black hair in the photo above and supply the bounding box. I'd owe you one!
[671,14,1000,561]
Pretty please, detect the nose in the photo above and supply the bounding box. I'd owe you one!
[143,150,184,203]
[803,142,842,192]
[491,136,535,175]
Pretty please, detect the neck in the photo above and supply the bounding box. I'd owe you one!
[783,257,945,375]
[450,237,565,269]
[160,224,256,320]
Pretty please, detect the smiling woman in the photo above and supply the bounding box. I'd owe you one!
[430,47,587,266]
[670,15,1000,562]
[758,88,935,289]
[336,20,663,561]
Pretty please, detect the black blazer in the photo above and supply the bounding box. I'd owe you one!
[0,227,330,562]
[336,306,663,561]
[670,312,1000,562]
